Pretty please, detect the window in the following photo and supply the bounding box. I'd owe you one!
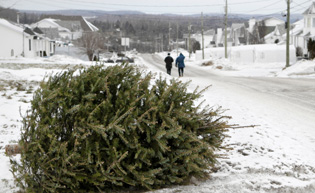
[11,49,14,56]
[313,18,315,28]
[308,18,311,28]
[29,39,31,51]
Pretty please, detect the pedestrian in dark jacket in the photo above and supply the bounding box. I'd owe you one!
[175,53,185,77]
[164,53,174,75]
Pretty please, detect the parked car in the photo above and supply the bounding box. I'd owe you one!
[116,56,134,63]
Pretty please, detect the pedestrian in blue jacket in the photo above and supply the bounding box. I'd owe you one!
[175,53,185,77]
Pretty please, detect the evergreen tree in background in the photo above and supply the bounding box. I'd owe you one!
[11,64,230,192]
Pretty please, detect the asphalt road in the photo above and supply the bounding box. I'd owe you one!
[140,53,315,114]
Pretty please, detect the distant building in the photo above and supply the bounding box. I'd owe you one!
[248,17,285,44]
[230,23,246,46]
[0,18,54,58]
[31,15,99,41]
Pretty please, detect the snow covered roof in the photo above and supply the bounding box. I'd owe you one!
[291,19,304,36]
[33,27,44,34]
[0,18,33,37]
[262,17,284,23]
[83,17,99,32]
[231,23,245,29]
[275,24,286,35]
[37,15,98,32]
[0,18,24,34]
[303,2,315,15]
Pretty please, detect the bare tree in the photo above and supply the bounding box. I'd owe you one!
[76,32,103,61]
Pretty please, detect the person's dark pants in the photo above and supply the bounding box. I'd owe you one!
[166,68,171,75]
[178,67,184,77]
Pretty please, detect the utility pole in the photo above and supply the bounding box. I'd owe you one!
[188,23,192,59]
[286,0,291,68]
[201,12,205,59]
[176,22,179,56]
[225,0,228,59]
[161,34,163,52]
[169,22,171,51]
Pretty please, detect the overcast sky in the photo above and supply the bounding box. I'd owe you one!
[1,0,312,15]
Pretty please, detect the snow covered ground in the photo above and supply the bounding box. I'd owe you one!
[0,52,315,192]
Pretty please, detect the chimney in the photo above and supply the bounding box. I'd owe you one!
[17,12,20,24]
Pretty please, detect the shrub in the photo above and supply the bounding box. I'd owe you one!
[11,64,230,192]
[307,38,315,59]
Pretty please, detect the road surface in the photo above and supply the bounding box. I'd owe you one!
[140,53,315,113]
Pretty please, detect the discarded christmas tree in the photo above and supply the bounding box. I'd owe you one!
[11,63,230,192]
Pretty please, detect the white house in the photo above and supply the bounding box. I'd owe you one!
[247,17,285,44]
[0,18,54,58]
[190,29,216,48]
[230,23,246,46]
[283,2,315,56]
[31,18,72,40]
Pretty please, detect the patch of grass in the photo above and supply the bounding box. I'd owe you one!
[16,83,26,91]
[26,86,34,94]
[19,98,28,103]
[0,84,6,91]
[1,179,9,186]
[202,61,214,66]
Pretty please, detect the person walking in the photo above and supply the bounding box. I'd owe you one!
[175,53,185,77]
[164,53,174,75]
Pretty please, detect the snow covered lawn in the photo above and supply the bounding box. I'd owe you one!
[0,53,315,192]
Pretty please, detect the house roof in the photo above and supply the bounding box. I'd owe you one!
[0,18,34,37]
[0,18,24,34]
[262,17,284,23]
[303,2,315,15]
[24,27,35,35]
[204,29,215,36]
[39,15,98,32]
[258,26,276,38]
[33,27,44,34]
[275,24,286,35]
[231,23,245,29]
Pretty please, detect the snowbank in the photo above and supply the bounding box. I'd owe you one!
[196,44,297,64]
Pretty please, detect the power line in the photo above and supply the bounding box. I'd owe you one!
[232,0,284,14]
[53,0,277,8]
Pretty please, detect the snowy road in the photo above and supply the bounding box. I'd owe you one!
[140,53,315,193]
[141,53,315,113]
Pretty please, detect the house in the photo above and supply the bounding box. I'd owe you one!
[248,17,285,44]
[230,23,246,46]
[279,2,315,57]
[298,2,315,55]
[289,19,305,55]
[264,24,286,44]
[0,18,54,58]
[217,28,234,47]
[31,15,99,41]
[186,29,216,49]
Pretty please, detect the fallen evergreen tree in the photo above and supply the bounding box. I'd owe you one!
[11,63,230,192]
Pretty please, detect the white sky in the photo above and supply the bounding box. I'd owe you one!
[0,0,313,15]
